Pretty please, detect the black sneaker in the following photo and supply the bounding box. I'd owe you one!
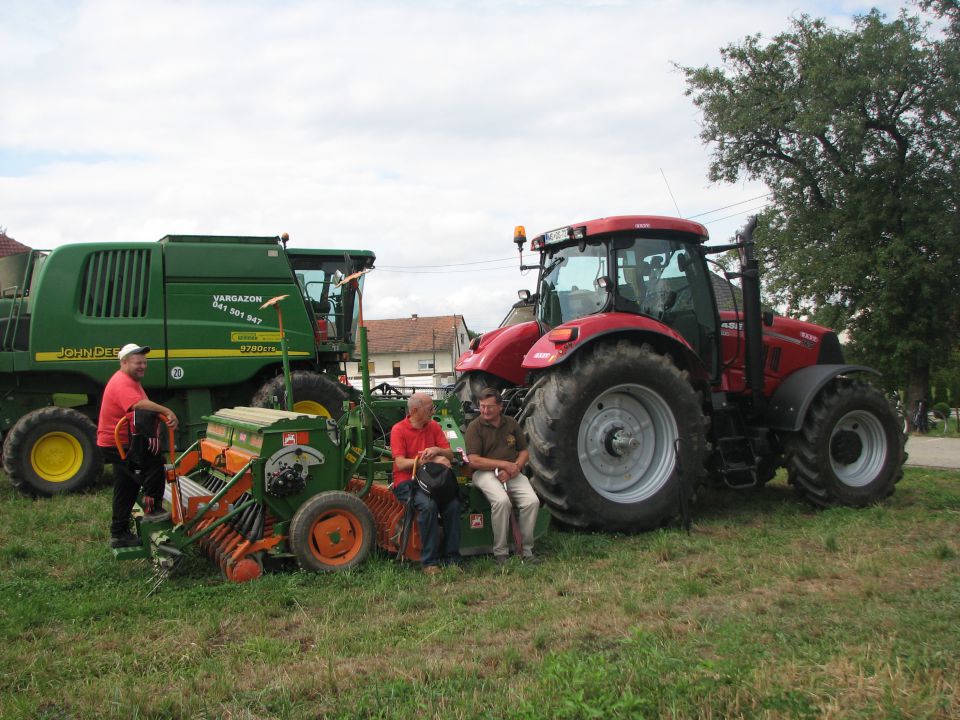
[142,505,171,523]
[110,532,140,549]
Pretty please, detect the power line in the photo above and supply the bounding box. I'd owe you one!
[376,264,519,275]
[378,256,515,269]
[687,193,773,220]
[700,203,771,226]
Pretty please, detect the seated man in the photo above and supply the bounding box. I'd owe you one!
[390,392,462,574]
[465,388,541,565]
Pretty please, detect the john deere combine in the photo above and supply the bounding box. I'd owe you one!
[116,292,549,584]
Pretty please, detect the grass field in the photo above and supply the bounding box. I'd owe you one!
[1,468,958,720]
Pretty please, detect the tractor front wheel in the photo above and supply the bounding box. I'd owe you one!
[252,371,348,419]
[525,341,706,532]
[786,379,904,507]
[3,406,103,496]
[288,491,375,572]
[454,370,510,409]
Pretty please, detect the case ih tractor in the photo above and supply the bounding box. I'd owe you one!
[0,234,374,497]
[456,216,905,531]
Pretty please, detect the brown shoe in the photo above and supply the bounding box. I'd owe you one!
[422,565,442,576]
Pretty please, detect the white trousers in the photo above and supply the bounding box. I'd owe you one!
[472,470,541,558]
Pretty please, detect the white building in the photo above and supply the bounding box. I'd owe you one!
[345,314,470,395]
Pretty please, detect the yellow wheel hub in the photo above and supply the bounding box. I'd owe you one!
[30,431,84,483]
[293,399,332,418]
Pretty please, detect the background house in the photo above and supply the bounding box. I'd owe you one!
[345,314,470,395]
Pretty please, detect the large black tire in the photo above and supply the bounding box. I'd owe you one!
[454,370,510,408]
[786,379,905,507]
[252,371,348,419]
[288,491,375,572]
[525,340,707,532]
[2,406,103,496]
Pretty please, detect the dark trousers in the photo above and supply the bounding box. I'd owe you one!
[392,481,462,567]
[101,446,165,537]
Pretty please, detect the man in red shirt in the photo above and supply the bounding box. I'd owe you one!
[390,392,462,574]
[97,344,179,548]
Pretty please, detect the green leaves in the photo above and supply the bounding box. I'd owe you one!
[681,7,960,398]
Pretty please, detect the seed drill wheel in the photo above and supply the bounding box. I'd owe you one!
[252,371,348,419]
[289,491,375,572]
[2,406,103,496]
[787,378,904,507]
[526,341,706,532]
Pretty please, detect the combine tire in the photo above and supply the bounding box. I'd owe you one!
[786,379,904,507]
[3,407,103,496]
[289,491,375,572]
[252,371,348,419]
[526,341,706,532]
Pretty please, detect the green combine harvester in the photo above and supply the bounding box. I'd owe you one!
[0,233,379,496]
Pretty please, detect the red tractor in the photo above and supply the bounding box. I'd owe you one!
[456,216,905,531]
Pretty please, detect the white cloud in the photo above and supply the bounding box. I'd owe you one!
[0,0,910,330]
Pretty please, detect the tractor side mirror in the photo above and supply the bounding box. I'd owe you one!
[762,310,775,326]
[595,276,613,292]
[518,289,531,302]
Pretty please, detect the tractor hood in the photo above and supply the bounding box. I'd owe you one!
[455,320,542,386]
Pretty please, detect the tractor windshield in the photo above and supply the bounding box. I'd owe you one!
[536,233,718,371]
[538,242,610,326]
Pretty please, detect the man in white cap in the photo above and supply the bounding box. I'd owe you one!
[97,343,179,548]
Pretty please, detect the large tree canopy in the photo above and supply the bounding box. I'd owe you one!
[681,5,960,414]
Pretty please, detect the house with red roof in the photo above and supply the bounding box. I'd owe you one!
[345,314,470,392]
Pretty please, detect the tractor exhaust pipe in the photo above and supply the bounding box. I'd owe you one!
[737,217,765,413]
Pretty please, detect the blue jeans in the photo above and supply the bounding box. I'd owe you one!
[393,481,462,567]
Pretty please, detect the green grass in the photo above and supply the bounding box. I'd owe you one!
[1,469,958,719]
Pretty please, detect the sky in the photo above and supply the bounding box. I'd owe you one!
[0,0,911,332]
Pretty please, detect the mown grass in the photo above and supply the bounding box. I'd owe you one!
[1,469,958,719]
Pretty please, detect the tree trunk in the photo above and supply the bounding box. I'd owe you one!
[905,364,930,432]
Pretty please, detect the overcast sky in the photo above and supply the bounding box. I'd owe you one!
[1,0,909,331]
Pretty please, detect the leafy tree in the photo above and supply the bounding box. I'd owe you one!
[681,6,960,425]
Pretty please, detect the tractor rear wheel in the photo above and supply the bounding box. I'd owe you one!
[252,371,348,419]
[525,341,706,532]
[3,406,103,496]
[288,491,375,572]
[786,379,904,507]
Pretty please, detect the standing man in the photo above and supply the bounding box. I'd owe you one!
[98,343,179,549]
[465,388,541,565]
[390,392,462,574]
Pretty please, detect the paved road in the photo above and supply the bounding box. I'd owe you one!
[904,435,960,470]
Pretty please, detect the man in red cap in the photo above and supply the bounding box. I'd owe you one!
[97,343,179,548]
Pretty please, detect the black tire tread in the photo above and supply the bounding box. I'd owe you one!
[3,406,102,497]
[252,371,348,418]
[525,340,706,531]
[786,379,904,508]
[288,491,375,572]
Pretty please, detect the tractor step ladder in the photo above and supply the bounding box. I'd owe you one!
[711,393,758,489]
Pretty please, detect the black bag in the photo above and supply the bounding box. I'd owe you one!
[127,410,164,471]
[415,461,459,507]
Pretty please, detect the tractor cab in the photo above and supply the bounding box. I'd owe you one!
[529,219,719,375]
